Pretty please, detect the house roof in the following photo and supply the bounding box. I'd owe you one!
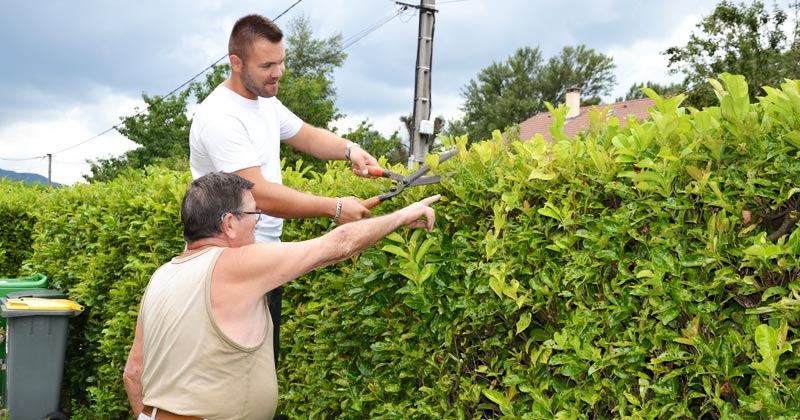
[511,97,655,142]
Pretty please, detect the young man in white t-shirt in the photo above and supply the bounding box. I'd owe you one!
[189,14,383,376]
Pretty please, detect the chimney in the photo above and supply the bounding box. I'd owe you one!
[565,87,581,119]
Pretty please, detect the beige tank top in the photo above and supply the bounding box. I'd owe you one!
[141,246,277,419]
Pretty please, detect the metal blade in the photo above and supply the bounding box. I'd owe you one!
[403,149,460,186]
[407,175,441,187]
[407,172,455,187]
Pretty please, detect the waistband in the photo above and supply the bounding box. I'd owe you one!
[142,406,205,420]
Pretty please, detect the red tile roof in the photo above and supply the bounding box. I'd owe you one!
[510,97,655,142]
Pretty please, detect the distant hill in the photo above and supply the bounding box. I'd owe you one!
[0,168,61,186]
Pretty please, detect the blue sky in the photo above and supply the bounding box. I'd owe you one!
[0,0,791,184]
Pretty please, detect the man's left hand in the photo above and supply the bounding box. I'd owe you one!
[349,146,381,178]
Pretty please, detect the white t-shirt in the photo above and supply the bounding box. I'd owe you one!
[190,85,303,243]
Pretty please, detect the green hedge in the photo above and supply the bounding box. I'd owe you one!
[278,74,800,419]
[4,74,798,419]
[0,179,45,277]
[24,168,190,419]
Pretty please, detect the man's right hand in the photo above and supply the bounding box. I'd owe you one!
[336,196,372,224]
[398,194,440,232]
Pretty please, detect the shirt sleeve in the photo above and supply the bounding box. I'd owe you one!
[274,99,303,141]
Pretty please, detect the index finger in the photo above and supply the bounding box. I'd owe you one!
[419,194,441,206]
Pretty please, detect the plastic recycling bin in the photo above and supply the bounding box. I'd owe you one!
[0,273,49,402]
[1,293,83,420]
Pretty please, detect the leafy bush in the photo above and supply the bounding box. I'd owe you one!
[0,179,45,277]
[8,74,799,419]
[24,167,189,419]
[278,74,800,418]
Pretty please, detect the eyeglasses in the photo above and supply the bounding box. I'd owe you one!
[220,210,262,223]
[239,210,262,222]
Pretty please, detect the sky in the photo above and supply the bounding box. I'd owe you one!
[0,0,792,185]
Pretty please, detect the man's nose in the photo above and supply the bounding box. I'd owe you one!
[274,63,285,78]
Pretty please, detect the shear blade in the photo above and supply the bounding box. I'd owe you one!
[407,175,441,187]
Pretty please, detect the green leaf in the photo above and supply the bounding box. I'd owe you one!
[414,237,437,265]
[489,276,505,299]
[482,389,511,410]
[750,324,792,378]
[516,312,532,334]
[381,244,410,260]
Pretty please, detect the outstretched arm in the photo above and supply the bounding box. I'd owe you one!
[217,194,441,298]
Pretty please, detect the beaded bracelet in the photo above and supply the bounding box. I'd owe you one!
[333,197,343,224]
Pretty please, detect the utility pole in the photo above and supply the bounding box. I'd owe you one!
[400,0,436,168]
[47,153,52,187]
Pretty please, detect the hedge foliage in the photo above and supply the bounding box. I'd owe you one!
[275,74,800,419]
[20,168,190,419]
[1,74,798,418]
[0,179,45,278]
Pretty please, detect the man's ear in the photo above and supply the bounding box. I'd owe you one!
[220,214,237,239]
[230,54,243,73]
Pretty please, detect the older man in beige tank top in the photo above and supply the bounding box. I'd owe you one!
[123,172,440,419]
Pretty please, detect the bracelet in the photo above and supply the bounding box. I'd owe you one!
[333,197,343,224]
[344,142,360,161]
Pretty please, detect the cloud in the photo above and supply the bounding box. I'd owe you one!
[606,13,703,100]
[0,86,142,185]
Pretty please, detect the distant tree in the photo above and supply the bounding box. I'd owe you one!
[343,121,407,166]
[617,81,687,102]
[442,117,468,138]
[663,0,798,107]
[85,89,193,182]
[536,45,616,106]
[279,15,347,174]
[457,47,544,144]
[456,45,616,143]
[193,63,230,104]
[279,15,346,127]
[283,16,346,80]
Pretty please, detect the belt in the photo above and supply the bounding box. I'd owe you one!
[142,406,204,420]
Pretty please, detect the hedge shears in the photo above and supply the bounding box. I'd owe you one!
[362,149,459,209]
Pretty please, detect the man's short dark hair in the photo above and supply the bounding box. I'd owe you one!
[229,14,283,61]
[181,172,255,242]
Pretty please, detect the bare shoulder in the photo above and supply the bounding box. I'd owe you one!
[214,239,331,295]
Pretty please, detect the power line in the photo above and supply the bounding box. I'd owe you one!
[341,6,411,50]
[0,155,45,162]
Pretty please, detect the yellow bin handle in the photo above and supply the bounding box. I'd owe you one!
[5,297,84,312]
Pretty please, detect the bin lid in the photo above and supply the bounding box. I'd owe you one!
[6,288,66,299]
[0,297,84,318]
[0,273,48,290]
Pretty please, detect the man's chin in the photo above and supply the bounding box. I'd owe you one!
[264,84,279,98]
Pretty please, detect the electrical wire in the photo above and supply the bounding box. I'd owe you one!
[0,155,44,162]
[341,6,411,51]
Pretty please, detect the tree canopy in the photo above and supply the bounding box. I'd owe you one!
[276,15,349,174]
[663,0,799,107]
[617,81,687,102]
[343,121,407,166]
[454,45,616,143]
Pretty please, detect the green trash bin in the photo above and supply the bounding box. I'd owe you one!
[1,294,83,420]
[0,273,49,404]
